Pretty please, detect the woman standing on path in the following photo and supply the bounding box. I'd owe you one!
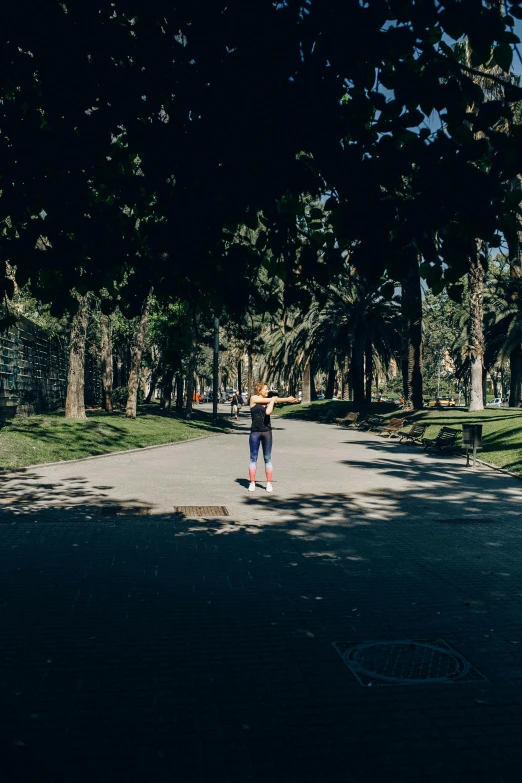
[248,382,298,492]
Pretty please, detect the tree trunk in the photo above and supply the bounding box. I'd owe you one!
[185,371,196,417]
[100,313,113,412]
[176,374,184,410]
[325,360,335,399]
[65,293,92,419]
[491,369,499,400]
[114,354,122,389]
[161,368,175,411]
[342,356,350,400]
[468,243,485,411]
[310,369,318,401]
[302,357,311,404]
[463,375,470,407]
[125,291,153,419]
[505,176,522,279]
[505,191,522,407]
[247,351,253,400]
[510,348,522,407]
[144,362,161,404]
[184,312,199,419]
[144,372,157,404]
[401,321,409,403]
[401,264,424,409]
[364,341,373,404]
[401,353,409,403]
[237,360,242,393]
[350,333,365,406]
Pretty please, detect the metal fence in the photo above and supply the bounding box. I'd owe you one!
[0,315,100,424]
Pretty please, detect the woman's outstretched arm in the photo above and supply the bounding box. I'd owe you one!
[250,394,299,406]
[265,395,300,415]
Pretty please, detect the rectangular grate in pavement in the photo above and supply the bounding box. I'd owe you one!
[333,639,486,687]
[436,517,496,524]
[174,506,229,517]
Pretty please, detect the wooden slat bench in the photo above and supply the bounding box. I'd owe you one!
[398,422,428,444]
[422,427,459,452]
[335,411,359,427]
[376,418,406,438]
[357,414,383,431]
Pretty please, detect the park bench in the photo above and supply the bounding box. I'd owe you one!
[335,411,360,427]
[398,422,428,444]
[376,417,406,438]
[357,414,383,431]
[422,427,459,452]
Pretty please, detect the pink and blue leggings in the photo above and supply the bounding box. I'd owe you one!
[249,431,273,483]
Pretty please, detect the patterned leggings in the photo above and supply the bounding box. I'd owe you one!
[249,431,273,482]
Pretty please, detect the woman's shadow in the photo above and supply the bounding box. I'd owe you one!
[235,478,272,490]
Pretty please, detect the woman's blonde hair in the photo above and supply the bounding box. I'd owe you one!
[253,380,268,395]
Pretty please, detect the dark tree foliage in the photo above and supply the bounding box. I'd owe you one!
[2,0,522,319]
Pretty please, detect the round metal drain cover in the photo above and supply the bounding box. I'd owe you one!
[344,640,469,684]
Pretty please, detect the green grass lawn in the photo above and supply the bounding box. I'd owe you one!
[279,400,522,475]
[0,405,230,470]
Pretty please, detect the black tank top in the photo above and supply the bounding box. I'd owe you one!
[250,403,271,432]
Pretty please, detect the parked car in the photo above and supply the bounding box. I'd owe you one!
[199,393,213,403]
[427,397,456,408]
[486,398,504,408]
[316,393,325,400]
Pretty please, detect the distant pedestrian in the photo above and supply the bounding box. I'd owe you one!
[231,391,240,421]
[248,381,298,493]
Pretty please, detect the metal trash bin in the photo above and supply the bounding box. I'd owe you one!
[462,423,483,469]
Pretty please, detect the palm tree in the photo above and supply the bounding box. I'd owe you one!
[483,254,522,405]
[449,255,519,405]
[262,273,401,406]
[451,40,493,410]
[401,259,424,409]
[334,277,401,405]
[502,156,522,406]
[261,308,317,400]
[451,39,521,409]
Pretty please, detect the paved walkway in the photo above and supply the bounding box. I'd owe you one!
[1,412,522,781]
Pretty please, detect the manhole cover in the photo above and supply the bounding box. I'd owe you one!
[332,639,486,687]
[437,518,496,524]
[174,506,229,517]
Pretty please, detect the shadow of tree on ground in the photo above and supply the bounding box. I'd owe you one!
[2,460,522,781]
